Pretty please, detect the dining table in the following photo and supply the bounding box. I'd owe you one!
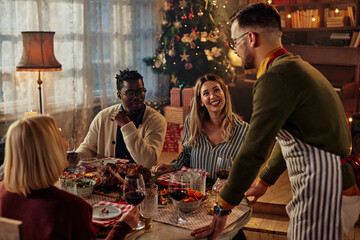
[87,187,251,239]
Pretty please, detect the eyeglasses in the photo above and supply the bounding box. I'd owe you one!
[229,32,249,51]
[120,88,147,97]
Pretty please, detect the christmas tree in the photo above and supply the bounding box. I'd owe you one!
[144,0,237,87]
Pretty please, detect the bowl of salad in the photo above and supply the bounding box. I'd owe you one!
[172,189,204,213]
[74,178,96,198]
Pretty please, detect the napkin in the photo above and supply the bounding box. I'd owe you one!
[92,201,132,228]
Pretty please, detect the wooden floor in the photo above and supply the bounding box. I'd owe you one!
[158,151,360,239]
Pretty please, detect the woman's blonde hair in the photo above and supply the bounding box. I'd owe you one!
[185,74,234,146]
[4,115,68,196]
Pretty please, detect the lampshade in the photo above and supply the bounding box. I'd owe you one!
[16,31,62,71]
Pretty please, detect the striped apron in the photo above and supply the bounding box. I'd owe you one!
[276,130,342,240]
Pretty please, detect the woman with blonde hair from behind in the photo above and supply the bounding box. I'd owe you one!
[153,74,249,180]
[0,115,138,240]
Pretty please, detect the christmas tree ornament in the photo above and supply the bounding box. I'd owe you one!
[214,28,220,34]
[174,20,182,29]
[169,47,176,57]
[157,52,166,64]
[207,31,219,42]
[189,8,194,19]
[180,52,190,61]
[204,47,222,61]
[190,41,196,49]
[169,1,174,8]
[200,32,208,42]
[218,23,224,29]
[198,10,204,17]
[181,33,192,43]
[185,62,193,70]
[181,14,187,20]
[154,60,162,68]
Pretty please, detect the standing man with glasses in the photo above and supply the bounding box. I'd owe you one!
[76,69,167,167]
[191,3,358,240]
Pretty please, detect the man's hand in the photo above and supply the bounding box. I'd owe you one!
[190,215,227,240]
[111,110,131,127]
[244,181,269,204]
[151,163,175,174]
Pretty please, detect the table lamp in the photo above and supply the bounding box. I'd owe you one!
[16,31,62,114]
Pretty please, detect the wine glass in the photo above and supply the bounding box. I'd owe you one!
[169,172,190,224]
[123,174,146,230]
[213,156,233,200]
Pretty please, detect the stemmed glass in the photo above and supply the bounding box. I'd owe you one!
[123,174,146,230]
[212,156,233,200]
[169,172,190,224]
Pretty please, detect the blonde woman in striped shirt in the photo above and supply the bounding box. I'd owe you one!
[153,74,249,180]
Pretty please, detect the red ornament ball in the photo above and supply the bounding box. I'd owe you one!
[181,15,187,20]
[169,1,174,7]
[185,62,193,70]
[198,11,204,17]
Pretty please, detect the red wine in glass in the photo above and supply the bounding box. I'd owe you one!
[123,174,146,230]
[125,191,145,205]
[169,172,190,224]
[169,189,188,201]
[215,169,230,180]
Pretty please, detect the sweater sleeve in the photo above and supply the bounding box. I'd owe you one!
[220,72,296,205]
[76,114,101,159]
[259,142,287,185]
[121,110,167,168]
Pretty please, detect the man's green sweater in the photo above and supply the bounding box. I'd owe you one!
[221,52,353,205]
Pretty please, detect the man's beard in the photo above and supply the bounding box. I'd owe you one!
[241,45,255,70]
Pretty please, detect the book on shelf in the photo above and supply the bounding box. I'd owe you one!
[330,33,351,40]
[289,9,319,29]
[353,31,360,48]
[349,31,358,47]
[347,6,355,27]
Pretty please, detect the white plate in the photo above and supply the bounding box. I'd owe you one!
[92,205,121,220]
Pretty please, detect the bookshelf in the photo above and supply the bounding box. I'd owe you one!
[273,0,360,114]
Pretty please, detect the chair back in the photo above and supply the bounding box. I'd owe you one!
[0,217,25,240]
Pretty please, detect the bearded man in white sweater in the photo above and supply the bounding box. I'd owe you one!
[76,69,167,168]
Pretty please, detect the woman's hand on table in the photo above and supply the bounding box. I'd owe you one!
[151,163,175,174]
[118,205,139,229]
[190,215,228,239]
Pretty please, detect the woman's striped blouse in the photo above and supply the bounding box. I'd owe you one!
[170,114,249,180]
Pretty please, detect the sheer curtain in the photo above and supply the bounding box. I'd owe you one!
[0,0,166,145]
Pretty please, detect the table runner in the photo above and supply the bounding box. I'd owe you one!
[154,198,251,230]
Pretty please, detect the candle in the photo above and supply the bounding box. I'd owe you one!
[24,111,38,118]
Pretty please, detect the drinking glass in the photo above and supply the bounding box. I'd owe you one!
[140,183,158,231]
[212,156,233,200]
[169,172,190,224]
[124,174,146,230]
